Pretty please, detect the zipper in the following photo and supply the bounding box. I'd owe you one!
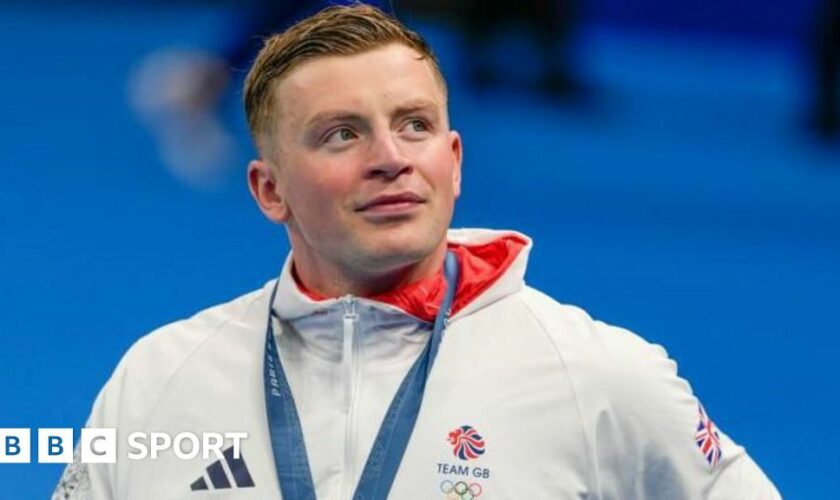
[341,295,360,500]
[341,296,359,412]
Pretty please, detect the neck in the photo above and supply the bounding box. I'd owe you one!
[291,242,448,298]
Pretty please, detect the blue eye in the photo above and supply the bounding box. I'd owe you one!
[403,119,430,137]
[410,119,428,132]
[324,127,357,145]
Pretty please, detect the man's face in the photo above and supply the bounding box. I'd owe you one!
[258,43,462,278]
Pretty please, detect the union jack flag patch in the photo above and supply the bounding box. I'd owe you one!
[695,403,722,467]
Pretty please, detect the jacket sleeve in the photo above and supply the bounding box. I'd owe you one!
[585,320,781,499]
[52,363,126,500]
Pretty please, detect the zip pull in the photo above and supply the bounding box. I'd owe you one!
[341,296,358,413]
[342,295,358,318]
[342,295,359,342]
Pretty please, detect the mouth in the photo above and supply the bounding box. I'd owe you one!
[355,192,426,214]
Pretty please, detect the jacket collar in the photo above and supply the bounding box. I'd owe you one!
[272,228,531,322]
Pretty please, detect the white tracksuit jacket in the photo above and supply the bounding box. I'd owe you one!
[53,228,780,499]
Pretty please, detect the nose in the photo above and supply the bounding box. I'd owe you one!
[364,132,412,180]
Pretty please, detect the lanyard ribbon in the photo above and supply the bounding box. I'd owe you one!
[264,251,459,499]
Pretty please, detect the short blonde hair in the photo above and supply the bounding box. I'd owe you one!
[243,3,446,150]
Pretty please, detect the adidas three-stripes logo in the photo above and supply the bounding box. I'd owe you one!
[190,446,255,491]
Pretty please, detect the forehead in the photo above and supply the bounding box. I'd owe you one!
[274,43,446,129]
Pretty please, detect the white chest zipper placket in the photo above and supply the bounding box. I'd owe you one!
[341,296,360,500]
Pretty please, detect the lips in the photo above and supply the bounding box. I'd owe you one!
[355,192,426,212]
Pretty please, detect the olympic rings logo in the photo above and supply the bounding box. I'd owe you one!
[440,480,483,499]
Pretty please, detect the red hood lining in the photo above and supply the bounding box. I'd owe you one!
[292,235,527,322]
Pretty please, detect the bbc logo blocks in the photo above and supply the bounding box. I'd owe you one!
[0,428,115,464]
[0,429,246,463]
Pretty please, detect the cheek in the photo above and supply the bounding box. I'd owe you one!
[286,165,355,218]
[420,146,457,192]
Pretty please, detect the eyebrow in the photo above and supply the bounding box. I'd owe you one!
[304,111,365,131]
[390,99,440,120]
[305,99,441,129]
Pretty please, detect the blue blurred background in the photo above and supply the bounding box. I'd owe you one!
[1,0,838,497]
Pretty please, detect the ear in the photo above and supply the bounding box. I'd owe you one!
[247,159,290,223]
[449,130,463,199]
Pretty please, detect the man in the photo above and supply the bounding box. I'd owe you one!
[54,4,780,499]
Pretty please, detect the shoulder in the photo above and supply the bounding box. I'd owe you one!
[514,287,700,459]
[123,284,269,371]
[513,286,660,358]
[512,286,691,415]
[88,283,272,429]
[457,284,679,406]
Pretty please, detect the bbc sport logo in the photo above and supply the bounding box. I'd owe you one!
[0,428,247,464]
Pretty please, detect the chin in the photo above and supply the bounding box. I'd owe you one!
[354,230,442,271]
[360,243,432,269]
